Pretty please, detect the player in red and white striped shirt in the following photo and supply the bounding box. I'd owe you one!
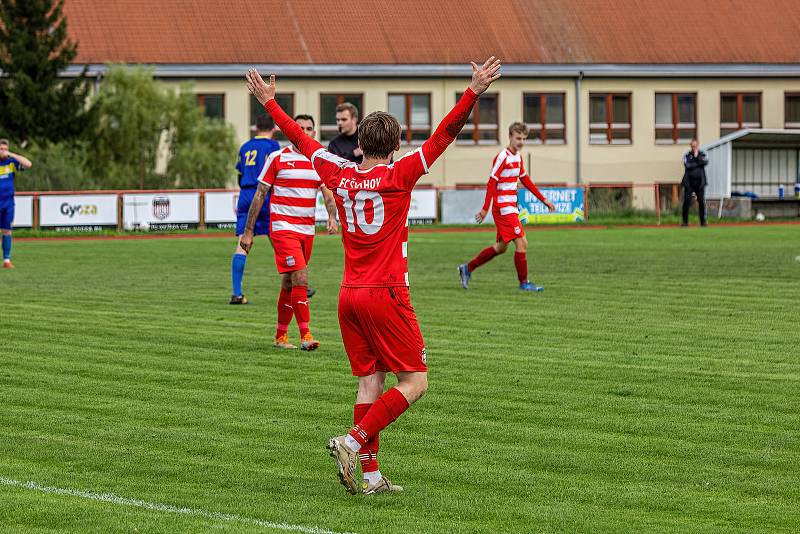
[240,115,338,350]
[459,122,555,291]
[247,56,501,495]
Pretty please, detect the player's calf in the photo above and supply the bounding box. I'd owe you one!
[462,244,504,287]
[230,249,248,303]
[289,271,319,349]
[2,230,12,268]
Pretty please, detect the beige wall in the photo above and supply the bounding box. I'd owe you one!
[169,76,800,195]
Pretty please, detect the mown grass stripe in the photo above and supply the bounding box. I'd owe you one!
[0,477,355,534]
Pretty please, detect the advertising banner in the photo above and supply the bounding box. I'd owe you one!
[123,193,200,230]
[39,194,118,231]
[440,190,494,225]
[409,189,437,224]
[518,187,585,224]
[205,191,238,229]
[11,195,33,228]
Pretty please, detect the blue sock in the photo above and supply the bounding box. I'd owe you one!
[2,234,10,261]
[231,253,247,296]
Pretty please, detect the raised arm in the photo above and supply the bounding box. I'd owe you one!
[246,70,324,159]
[420,57,502,167]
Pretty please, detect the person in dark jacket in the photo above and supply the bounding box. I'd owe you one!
[327,102,362,163]
[682,138,709,227]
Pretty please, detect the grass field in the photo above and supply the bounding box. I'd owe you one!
[1,226,799,533]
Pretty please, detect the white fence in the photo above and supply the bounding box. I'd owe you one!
[13,188,440,231]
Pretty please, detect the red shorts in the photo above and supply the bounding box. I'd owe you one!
[270,231,314,273]
[494,212,525,243]
[338,286,427,376]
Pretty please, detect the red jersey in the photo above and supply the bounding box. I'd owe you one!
[265,88,479,288]
[310,148,427,287]
[257,146,321,236]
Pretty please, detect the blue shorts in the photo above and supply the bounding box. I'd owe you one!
[0,196,14,230]
[235,188,270,236]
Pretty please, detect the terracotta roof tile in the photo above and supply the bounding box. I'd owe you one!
[63,0,800,65]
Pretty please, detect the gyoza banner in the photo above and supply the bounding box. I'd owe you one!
[39,194,118,230]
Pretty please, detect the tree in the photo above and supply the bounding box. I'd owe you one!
[88,66,170,189]
[87,65,237,190]
[22,139,93,191]
[165,87,237,189]
[0,0,93,143]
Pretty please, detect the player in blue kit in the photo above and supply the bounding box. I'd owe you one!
[0,139,32,270]
[230,115,280,304]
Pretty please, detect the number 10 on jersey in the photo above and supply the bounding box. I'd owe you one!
[336,189,385,235]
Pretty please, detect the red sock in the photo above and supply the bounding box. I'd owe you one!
[467,246,499,272]
[354,403,379,473]
[349,387,409,447]
[291,285,310,336]
[514,252,528,284]
[275,288,293,338]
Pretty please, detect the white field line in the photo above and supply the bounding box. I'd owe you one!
[0,477,356,534]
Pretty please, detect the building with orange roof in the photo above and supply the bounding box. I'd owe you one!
[61,0,800,205]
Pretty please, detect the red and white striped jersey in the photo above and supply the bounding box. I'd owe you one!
[258,146,321,235]
[488,148,527,217]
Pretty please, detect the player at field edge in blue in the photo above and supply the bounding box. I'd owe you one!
[230,115,280,304]
[0,139,33,270]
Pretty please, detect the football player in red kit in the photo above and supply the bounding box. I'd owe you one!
[240,114,338,350]
[247,56,501,494]
[459,122,555,291]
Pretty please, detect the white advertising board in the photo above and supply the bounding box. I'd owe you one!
[409,189,437,224]
[123,193,200,230]
[39,194,118,230]
[441,190,495,224]
[11,195,33,228]
[205,191,238,229]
